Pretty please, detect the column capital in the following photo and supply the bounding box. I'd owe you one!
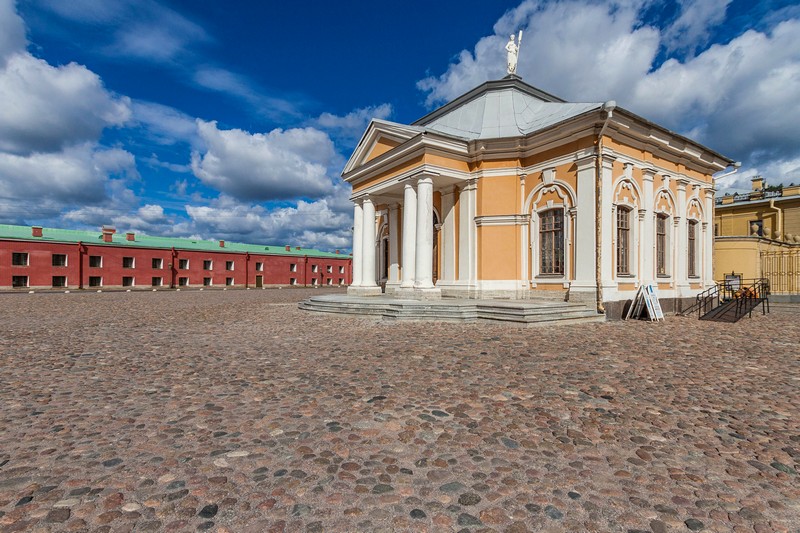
[601,154,617,169]
[575,154,597,171]
[641,167,657,180]
[676,177,690,190]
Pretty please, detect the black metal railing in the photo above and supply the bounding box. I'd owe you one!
[698,278,770,322]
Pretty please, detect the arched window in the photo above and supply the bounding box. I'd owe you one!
[616,207,631,275]
[656,214,668,276]
[539,208,564,275]
[688,220,698,277]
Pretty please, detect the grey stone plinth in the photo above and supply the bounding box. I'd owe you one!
[347,286,382,297]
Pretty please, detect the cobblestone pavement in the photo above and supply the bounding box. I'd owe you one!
[0,289,798,533]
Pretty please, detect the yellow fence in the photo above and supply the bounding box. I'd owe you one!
[761,250,800,294]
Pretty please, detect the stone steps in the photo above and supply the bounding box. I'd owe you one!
[299,295,604,325]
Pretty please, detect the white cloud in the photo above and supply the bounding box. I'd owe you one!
[0,144,136,203]
[132,100,199,147]
[418,0,659,106]
[630,20,800,167]
[0,2,139,224]
[0,53,131,155]
[193,67,301,119]
[418,0,800,185]
[186,192,352,251]
[191,120,337,202]
[0,0,26,66]
[663,0,732,54]
[314,104,393,145]
[38,0,210,63]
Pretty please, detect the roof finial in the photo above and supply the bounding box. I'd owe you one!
[505,30,523,76]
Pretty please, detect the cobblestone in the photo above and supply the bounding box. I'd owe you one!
[0,289,798,531]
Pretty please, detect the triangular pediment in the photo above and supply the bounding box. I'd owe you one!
[342,119,424,175]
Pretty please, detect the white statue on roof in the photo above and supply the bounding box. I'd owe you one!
[505,31,523,75]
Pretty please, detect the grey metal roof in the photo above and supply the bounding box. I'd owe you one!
[420,87,601,140]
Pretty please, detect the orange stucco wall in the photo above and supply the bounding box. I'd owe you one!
[477,225,519,280]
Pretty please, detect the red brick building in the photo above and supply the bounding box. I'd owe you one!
[0,224,352,290]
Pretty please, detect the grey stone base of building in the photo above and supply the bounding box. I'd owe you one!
[769,294,800,303]
[393,287,442,300]
[299,294,605,325]
[346,286,382,297]
[604,297,696,320]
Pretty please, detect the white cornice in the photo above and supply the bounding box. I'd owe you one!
[349,163,471,201]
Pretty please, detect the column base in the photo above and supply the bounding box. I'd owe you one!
[347,286,383,297]
[395,287,442,300]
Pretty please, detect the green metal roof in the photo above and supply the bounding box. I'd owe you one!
[0,224,348,259]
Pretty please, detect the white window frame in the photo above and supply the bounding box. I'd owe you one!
[122,276,135,287]
[88,276,103,287]
[89,255,103,268]
[152,258,163,269]
[203,260,213,270]
[289,263,297,272]
[225,277,234,286]
[179,258,189,270]
[52,275,67,288]
[12,275,29,287]
[225,261,234,271]
[311,264,319,273]
[122,256,135,269]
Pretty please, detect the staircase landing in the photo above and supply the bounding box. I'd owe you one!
[299,294,604,325]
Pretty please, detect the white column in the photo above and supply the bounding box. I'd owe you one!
[458,179,477,285]
[414,176,435,289]
[400,181,417,288]
[440,187,456,282]
[361,196,378,288]
[387,203,400,285]
[641,169,655,283]
[676,179,689,292]
[703,187,715,286]
[573,156,597,289]
[351,200,363,287]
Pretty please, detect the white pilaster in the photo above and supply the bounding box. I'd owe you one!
[458,179,477,287]
[387,203,400,288]
[675,179,689,293]
[357,196,381,295]
[572,156,597,291]
[414,176,435,290]
[641,168,656,283]
[600,156,615,289]
[350,200,363,288]
[400,181,417,289]
[440,187,456,283]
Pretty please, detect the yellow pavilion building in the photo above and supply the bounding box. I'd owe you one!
[342,75,734,317]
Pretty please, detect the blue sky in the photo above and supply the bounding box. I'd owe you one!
[1,0,799,250]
